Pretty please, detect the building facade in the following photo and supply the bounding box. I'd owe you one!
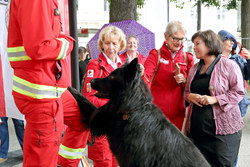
[77,0,239,53]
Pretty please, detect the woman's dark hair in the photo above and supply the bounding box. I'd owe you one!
[78,46,87,60]
[78,46,87,55]
[191,30,223,56]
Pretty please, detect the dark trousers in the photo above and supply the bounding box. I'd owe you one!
[0,117,24,158]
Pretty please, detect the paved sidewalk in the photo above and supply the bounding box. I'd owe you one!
[237,106,250,167]
[1,98,250,167]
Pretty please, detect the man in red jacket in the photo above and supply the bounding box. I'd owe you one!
[7,0,89,166]
[144,21,194,130]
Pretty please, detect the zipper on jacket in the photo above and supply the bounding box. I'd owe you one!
[38,130,41,145]
[56,81,58,97]
[169,60,173,116]
[54,116,57,132]
[55,60,62,97]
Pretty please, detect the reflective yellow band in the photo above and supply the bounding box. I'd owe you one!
[7,46,31,61]
[13,75,66,99]
[59,144,85,160]
[7,46,25,52]
[56,38,69,60]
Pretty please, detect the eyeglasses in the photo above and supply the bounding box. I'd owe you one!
[171,36,187,43]
[127,42,138,45]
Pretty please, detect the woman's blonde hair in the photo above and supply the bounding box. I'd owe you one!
[97,26,126,52]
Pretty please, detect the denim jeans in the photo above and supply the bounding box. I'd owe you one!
[0,117,24,158]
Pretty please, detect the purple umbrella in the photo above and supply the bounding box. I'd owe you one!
[88,20,155,59]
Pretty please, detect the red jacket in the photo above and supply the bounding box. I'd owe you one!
[82,53,125,161]
[144,42,194,130]
[119,52,149,82]
[7,0,74,101]
[119,52,147,65]
[82,53,125,107]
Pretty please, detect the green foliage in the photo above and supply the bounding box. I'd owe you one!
[225,0,238,10]
[170,0,240,10]
[169,0,185,9]
[137,13,142,21]
[137,0,145,9]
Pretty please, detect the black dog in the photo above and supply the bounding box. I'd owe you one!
[68,58,210,167]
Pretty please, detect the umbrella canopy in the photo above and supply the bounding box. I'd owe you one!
[88,20,155,59]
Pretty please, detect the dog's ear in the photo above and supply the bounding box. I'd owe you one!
[124,58,139,81]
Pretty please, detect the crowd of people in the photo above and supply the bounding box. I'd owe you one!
[1,1,250,166]
[185,30,244,166]
[73,22,250,167]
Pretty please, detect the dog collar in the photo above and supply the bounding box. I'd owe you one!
[122,112,130,120]
[122,102,151,120]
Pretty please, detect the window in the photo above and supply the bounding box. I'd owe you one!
[104,0,108,11]
[217,1,225,20]
[190,9,197,19]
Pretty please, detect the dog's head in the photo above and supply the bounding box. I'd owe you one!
[90,58,141,99]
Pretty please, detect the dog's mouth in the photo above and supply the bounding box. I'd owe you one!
[90,78,111,99]
[94,91,110,99]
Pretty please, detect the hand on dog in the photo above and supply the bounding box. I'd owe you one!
[139,63,145,76]
[174,73,186,84]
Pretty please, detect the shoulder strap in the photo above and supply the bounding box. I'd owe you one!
[98,59,103,78]
[183,52,188,64]
[151,50,161,84]
[100,68,103,78]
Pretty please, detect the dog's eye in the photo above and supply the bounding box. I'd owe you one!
[110,75,115,79]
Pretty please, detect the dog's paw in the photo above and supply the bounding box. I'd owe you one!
[67,86,97,124]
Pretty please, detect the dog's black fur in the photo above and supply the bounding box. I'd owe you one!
[68,58,210,167]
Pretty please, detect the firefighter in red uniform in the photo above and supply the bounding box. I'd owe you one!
[7,0,89,166]
[144,21,194,130]
[82,26,126,167]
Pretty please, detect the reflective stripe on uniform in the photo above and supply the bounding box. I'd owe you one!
[13,75,66,99]
[56,38,69,60]
[7,46,31,61]
[59,144,85,160]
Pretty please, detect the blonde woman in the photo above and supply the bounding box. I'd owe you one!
[82,26,126,167]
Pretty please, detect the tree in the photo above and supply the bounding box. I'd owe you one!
[170,0,239,10]
[171,0,250,49]
[241,0,250,50]
[109,0,137,22]
[108,0,145,23]
[197,0,201,31]
[171,0,240,31]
